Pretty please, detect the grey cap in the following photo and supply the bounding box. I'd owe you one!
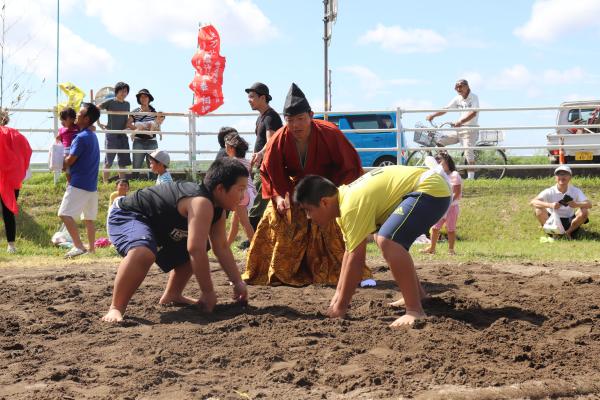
[148,150,170,168]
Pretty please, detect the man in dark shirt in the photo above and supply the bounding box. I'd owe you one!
[244,82,283,233]
[98,81,131,183]
[102,158,249,323]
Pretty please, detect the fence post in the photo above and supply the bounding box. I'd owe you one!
[395,107,406,165]
[188,112,197,181]
[53,111,60,185]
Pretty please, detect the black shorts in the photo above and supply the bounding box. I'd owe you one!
[378,192,451,250]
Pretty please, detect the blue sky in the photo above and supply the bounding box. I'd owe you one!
[5,0,600,162]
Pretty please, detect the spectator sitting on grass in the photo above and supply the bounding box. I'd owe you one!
[530,165,592,239]
[147,150,172,185]
[108,178,130,209]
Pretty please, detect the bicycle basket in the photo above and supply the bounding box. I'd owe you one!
[414,131,437,147]
[479,130,503,144]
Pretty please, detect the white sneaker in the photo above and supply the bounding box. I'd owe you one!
[7,244,16,254]
[65,247,87,259]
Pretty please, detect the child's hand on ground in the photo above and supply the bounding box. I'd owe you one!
[197,291,217,312]
[232,280,248,305]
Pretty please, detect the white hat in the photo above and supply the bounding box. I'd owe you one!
[554,165,572,175]
[148,150,170,168]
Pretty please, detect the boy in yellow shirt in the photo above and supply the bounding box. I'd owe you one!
[108,178,130,208]
[294,166,451,327]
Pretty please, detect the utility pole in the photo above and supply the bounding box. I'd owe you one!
[56,0,60,106]
[323,0,337,114]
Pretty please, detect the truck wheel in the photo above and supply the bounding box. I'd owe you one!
[373,156,397,167]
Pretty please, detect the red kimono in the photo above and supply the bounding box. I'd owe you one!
[242,119,371,286]
[0,126,32,215]
[260,119,363,199]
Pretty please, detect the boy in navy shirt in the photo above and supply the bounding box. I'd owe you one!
[102,158,249,323]
[58,103,100,258]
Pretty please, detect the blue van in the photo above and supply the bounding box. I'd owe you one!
[314,112,400,167]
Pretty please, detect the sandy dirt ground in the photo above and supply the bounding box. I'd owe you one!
[1,258,600,399]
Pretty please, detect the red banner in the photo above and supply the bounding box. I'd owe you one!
[189,25,226,115]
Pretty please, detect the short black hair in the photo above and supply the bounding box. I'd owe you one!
[115,178,129,187]
[81,102,100,124]
[218,126,237,148]
[115,81,130,95]
[294,175,338,206]
[224,132,249,158]
[434,151,456,172]
[59,107,76,120]
[204,157,249,192]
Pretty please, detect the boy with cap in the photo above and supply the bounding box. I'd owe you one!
[294,166,451,327]
[242,83,371,286]
[102,158,249,323]
[530,165,592,238]
[147,149,173,185]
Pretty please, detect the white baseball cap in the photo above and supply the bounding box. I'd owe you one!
[554,165,572,175]
[148,150,170,168]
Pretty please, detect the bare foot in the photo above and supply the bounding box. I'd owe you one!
[387,296,407,308]
[101,307,124,323]
[159,294,197,306]
[389,310,426,328]
[387,291,430,308]
[448,249,456,255]
[420,247,435,254]
[327,304,348,319]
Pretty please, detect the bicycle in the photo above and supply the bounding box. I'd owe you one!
[406,121,507,179]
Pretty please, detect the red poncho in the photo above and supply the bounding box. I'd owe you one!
[0,126,32,214]
[260,119,363,199]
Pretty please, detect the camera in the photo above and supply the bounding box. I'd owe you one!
[558,194,573,206]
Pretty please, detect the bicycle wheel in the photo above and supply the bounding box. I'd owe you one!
[463,147,507,179]
[406,150,430,166]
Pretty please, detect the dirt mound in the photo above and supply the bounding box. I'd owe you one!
[1,260,599,399]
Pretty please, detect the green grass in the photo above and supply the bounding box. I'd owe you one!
[1,173,599,265]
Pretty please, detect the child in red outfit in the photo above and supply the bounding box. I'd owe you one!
[56,108,79,182]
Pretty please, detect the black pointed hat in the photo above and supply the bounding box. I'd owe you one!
[283,83,311,116]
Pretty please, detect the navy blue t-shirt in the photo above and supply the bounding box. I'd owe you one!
[69,128,100,192]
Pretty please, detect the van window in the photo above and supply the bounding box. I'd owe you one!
[380,115,394,129]
[568,108,594,123]
[347,115,380,132]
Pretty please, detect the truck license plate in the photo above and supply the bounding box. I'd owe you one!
[575,151,593,161]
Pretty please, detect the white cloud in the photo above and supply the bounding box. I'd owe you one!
[514,0,600,43]
[358,24,447,54]
[338,65,422,98]
[85,0,278,48]
[3,0,114,82]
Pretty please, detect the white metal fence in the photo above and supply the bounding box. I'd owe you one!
[8,104,600,177]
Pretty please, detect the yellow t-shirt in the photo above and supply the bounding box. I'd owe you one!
[109,191,120,208]
[337,166,451,252]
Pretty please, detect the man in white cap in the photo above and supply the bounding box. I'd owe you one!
[427,79,480,179]
[530,165,592,238]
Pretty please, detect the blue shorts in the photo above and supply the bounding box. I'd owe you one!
[107,207,190,272]
[378,192,451,250]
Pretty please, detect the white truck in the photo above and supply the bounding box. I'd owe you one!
[547,100,600,164]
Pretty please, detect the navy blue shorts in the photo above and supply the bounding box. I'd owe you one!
[107,207,190,273]
[378,192,451,250]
